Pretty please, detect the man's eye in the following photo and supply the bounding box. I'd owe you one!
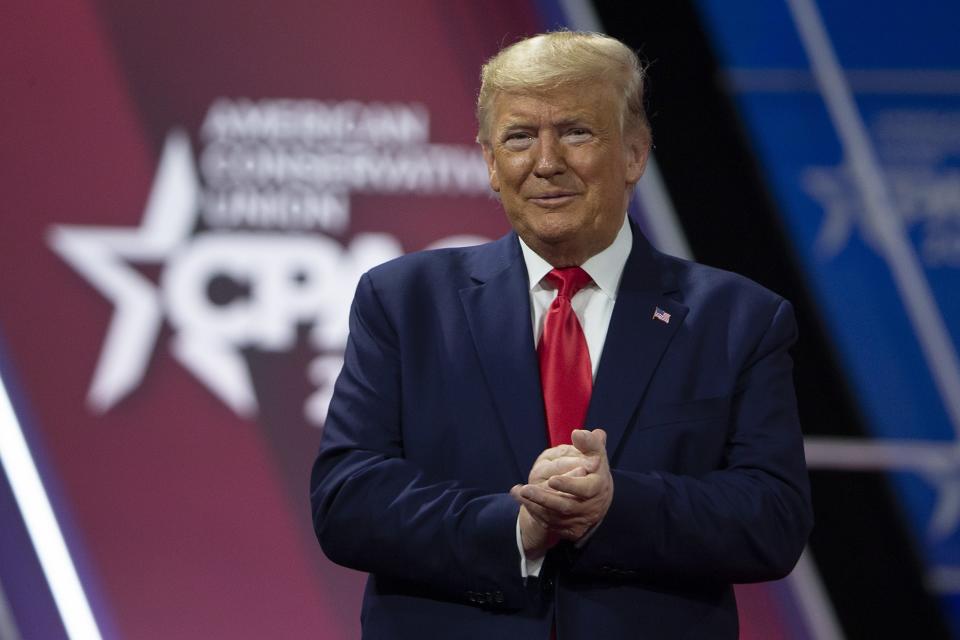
[502,132,534,149]
[566,128,591,140]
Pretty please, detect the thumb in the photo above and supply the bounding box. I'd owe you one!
[571,428,607,454]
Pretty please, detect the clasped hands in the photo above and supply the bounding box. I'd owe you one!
[510,428,613,558]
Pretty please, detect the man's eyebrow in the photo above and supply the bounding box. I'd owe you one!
[497,113,595,131]
[555,115,593,127]
[497,116,535,130]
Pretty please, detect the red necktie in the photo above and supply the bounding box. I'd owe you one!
[538,267,593,447]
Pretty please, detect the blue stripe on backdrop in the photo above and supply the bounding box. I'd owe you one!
[695,0,960,635]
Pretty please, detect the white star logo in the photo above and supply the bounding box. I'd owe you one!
[49,131,199,412]
[46,128,423,421]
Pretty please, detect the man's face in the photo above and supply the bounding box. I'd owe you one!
[482,83,648,266]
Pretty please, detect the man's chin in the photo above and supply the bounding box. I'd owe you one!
[518,226,593,264]
[523,226,579,248]
[527,213,585,238]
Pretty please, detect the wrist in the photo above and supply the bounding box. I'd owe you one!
[519,506,556,557]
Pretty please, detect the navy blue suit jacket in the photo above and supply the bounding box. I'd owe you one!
[311,221,812,639]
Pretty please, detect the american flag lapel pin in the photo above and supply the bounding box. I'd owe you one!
[652,306,671,324]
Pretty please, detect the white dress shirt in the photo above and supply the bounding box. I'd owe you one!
[514,215,634,577]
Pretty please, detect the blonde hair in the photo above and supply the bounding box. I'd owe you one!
[476,31,650,144]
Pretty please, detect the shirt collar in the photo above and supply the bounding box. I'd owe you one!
[518,214,633,299]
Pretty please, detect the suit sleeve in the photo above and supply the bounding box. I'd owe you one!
[569,298,813,584]
[310,272,527,608]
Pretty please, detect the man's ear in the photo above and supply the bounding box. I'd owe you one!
[481,143,501,193]
[624,130,650,187]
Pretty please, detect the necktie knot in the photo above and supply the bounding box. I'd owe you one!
[545,267,592,300]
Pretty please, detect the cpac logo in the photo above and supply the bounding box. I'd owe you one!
[49,129,487,423]
[804,164,960,266]
[803,109,960,267]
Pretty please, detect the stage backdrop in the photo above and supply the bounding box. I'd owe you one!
[695,0,960,635]
[1,1,814,638]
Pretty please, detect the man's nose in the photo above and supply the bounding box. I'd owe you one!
[533,135,566,178]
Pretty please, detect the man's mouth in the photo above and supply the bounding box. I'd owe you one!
[528,192,578,207]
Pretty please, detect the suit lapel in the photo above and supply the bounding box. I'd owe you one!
[586,226,688,458]
[459,235,547,479]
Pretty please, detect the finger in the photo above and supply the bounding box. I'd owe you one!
[532,455,597,481]
[547,473,600,498]
[536,444,582,462]
[520,484,584,516]
[517,477,578,500]
[532,455,581,477]
[571,428,607,455]
[515,496,591,530]
[530,478,579,500]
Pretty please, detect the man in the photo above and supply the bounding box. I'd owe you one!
[311,31,812,639]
